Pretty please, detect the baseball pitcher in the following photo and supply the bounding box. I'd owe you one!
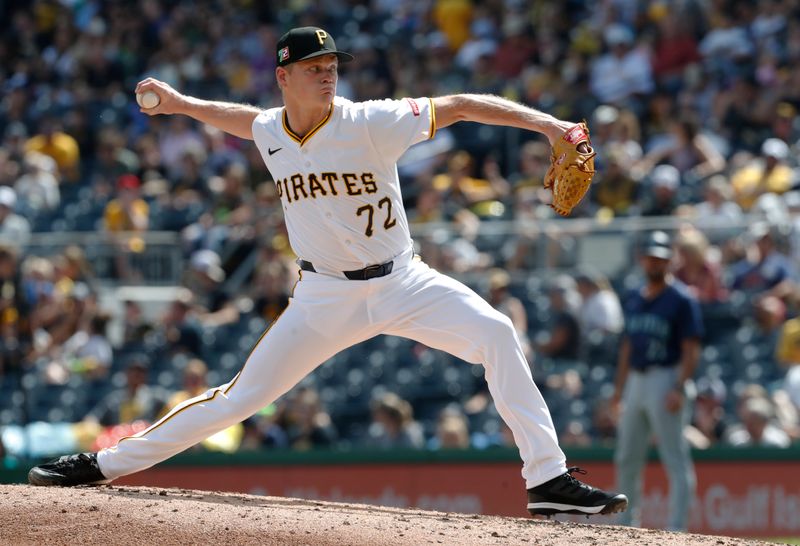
[29,27,623,518]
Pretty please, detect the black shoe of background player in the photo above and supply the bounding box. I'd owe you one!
[527,467,628,517]
[28,452,111,487]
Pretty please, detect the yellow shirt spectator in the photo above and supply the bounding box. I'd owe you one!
[731,163,793,210]
[26,131,80,179]
[104,199,149,231]
[433,0,473,51]
[731,139,794,210]
[104,174,149,232]
[776,317,800,366]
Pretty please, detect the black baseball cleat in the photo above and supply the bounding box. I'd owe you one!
[28,452,111,487]
[527,467,628,517]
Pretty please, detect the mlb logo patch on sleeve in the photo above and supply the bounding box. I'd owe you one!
[406,98,420,116]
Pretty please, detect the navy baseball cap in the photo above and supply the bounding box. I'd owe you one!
[276,27,354,67]
[643,231,673,260]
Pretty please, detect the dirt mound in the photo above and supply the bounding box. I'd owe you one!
[0,484,772,545]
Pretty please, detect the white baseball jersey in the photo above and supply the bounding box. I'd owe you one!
[251,95,436,273]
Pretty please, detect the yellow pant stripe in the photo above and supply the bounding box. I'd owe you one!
[116,274,302,444]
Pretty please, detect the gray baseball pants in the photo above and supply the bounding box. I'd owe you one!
[614,366,696,531]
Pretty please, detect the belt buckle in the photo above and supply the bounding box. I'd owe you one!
[362,264,383,279]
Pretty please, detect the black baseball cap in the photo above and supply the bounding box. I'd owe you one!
[276,27,354,67]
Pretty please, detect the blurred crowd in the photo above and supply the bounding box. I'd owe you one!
[3,0,800,459]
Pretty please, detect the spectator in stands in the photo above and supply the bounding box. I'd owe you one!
[692,175,743,228]
[429,406,471,450]
[640,164,680,217]
[186,249,239,328]
[727,396,791,448]
[600,106,644,168]
[432,151,508,214]
[0,150,19,191]
[535,275,581,361]
[685,377,729,449]
[104,174,149,233]
[485,268,530,359]
[367,392,424,449]
[120,300,151,349]
[731,138,795,210]
[713,75,771,153]
[730,222,795,295]
[509,140,550,193]
[239,405,290,451]
[432,0,473,52]
[103,174,149,280]
[771,102,799,145]
[673,228,728,304]
[21,256,59,346]
[783,366,800,420]
[592,397,618,446]
[436,213,490,274]
[43,311,113,385]
[635,116,725,182]
[14,152,60,213]
[0,244,30,378]
[772,388,800,442]
[173,147,208,196]
[436,414,472,449]
[34,280,94,383]
[273,387,337,450]
[182,163,254,256]
[0,187,31,247]
[56,245,96,288]
[24,116,80,182]
[159,116,206,180]
[2,123,28,165]
[650,12,701,91]
[158,288,203,357]
[776,312,800,370]
[591,144,639,216]
[94,128,140,184]
[560,420,592,447]
[575,267,624,335]
[84,358,170,427]
[251,261,291,323]
[408,184,446,224]
[589,23,654,108]
[492,18,535,79]
[454,14,498,71]
[753,295,786,339]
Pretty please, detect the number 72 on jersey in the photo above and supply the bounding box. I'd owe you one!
[356,196,396,237]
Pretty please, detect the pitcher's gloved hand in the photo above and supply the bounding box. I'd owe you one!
[544,122,596,216]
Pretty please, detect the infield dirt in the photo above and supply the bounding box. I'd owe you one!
[0,484,778,545]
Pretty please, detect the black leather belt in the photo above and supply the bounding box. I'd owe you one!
[298,259,394,280]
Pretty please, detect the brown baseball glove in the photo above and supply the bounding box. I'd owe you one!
[543,122,596,216]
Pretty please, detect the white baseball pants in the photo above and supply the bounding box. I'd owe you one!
[98,250,567,489]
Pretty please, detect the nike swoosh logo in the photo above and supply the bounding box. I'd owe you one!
[268,147,282,156]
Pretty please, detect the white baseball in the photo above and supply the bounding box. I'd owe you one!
[136,90,161,109]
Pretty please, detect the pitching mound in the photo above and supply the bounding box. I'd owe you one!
[0,484,772,545]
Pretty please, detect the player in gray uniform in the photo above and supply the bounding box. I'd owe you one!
[29,27,627,518]
[613,231,702,530]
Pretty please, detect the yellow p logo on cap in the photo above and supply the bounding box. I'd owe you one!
[315,29,328,45]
